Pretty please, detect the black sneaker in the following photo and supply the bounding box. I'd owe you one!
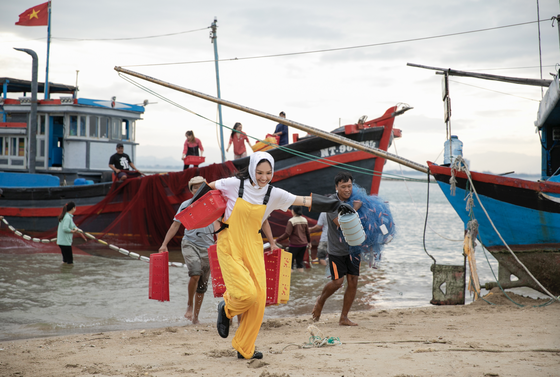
[217,301,230,338]
[237,351,263,360]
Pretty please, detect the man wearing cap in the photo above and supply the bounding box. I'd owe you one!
[108,143,142,182]
[273,111,289,146]
[159,176,219,324]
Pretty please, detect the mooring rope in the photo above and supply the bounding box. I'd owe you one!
[448,157,559,303]
[268,325,342,354]
[0,216,187,268]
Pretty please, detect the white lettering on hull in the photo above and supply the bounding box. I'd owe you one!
[319,140,378,157]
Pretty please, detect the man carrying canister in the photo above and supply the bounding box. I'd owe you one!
[311,171,362,326]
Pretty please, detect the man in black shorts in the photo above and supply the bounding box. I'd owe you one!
[311,171,362,326]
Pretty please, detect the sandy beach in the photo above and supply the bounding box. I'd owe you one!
[1,289,558,377]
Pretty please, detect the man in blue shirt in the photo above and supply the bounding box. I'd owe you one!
[273,111,289,146]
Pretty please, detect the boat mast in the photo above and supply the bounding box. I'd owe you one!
[14,48,38,174]
[210,18,226,162]
[114,66,429,174]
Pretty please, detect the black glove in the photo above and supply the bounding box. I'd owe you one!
[337,202,356,216]
[310,193,356,215]
[190,182,212,204]
[310,193,340,213]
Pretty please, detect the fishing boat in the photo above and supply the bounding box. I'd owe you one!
[233,105,406,216]
[0,76,147,235]
[417,65,560,297]
[0,74,406,245]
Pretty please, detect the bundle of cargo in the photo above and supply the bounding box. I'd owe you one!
[251,134,280,152]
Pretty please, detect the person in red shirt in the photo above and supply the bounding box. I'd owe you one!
[226,122,252,160]
[182,130,204,170]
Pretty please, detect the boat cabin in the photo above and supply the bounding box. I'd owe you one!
[0,77,144,184]
[535,72,560,181]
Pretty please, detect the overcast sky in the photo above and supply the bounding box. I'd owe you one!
[1,0,559,175]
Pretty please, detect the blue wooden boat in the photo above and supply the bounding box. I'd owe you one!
[427,71,560,297]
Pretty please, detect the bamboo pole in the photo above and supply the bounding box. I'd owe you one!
[407,63,552,88]
[114,66,429,174]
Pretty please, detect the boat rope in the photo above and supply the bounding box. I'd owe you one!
[118,73,420,182]
[0,216,187,268]
[463,220,481,300]
[269,325,342,354]
[449,157,559,303]
[392,141,463,244]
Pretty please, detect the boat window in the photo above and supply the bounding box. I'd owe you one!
[79,116,86,136]
[69,115,78,136]
[2,137,7,155]
[0,137,3,155]
[18,137,25,156]
[38,115,46,135]
[7,113,27,123]
[10,137,25,156]
[112,118,120,139]
[10,138,16,156]
[121,119,129,140]
[39,139,45,157]
[89,116,99,137]
[99,116,109,138]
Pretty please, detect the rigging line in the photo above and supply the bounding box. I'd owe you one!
[465,64,556,72]
[452,157,559,302]
[422,169,437,264]
[536,0,544,99]
[392,141,463,242]
[52,27,210,41]
[118,73,422,180]
[0,27,209,44]
[121,19,546,68]
[479,241,556,308]
[448,79,541,102]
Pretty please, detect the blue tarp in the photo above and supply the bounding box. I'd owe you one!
[0,172,60,187]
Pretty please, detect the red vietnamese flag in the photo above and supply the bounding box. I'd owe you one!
[15,2,49,26]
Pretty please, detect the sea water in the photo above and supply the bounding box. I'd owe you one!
[0,180,546,341]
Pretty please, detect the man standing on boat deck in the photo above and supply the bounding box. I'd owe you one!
[158,176,219,324]
[311,171,362,326]
[273,111,289,146]
[108,143,142,182]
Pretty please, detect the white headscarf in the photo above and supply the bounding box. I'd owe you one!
[248,151,275,189]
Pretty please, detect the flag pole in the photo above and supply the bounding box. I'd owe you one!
[44,1,52,99]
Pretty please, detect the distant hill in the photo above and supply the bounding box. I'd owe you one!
[135,155,182,170]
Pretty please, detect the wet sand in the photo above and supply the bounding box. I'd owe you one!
[1,289,558,377]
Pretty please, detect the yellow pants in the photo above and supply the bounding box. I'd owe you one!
[217,197,266,358]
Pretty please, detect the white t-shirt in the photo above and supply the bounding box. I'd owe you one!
[215,177,296,224]
[316,212,329,243]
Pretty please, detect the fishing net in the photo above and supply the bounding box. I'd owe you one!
[34,162,318,248]
[36,163,238,247]
[347,183,396,266]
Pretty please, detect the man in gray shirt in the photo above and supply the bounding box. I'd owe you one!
[159,176,219,324]
[312,171,362,326]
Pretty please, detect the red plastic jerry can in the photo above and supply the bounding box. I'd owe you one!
[149,252,169,302]
[175,190,227,230]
